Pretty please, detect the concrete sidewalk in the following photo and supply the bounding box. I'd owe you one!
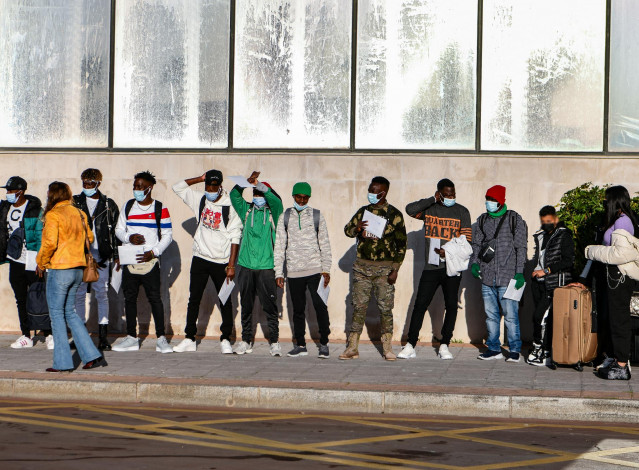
[0,334,637,423]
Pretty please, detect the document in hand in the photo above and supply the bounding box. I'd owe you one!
[503,279,526,302]
[317,279,330,306]
[428,238,441,265]
[110,267,122,293]
[362,210,387,239]
[218,279,235,305]
[25,250,38,271]
[118,245,145,265]
[229,175,255,188]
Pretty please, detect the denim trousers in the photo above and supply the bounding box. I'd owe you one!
[47,268,101,370]
[75,258,110,325]
[481,283,522,353]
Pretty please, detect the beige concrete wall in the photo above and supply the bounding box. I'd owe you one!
[0,151,636,344]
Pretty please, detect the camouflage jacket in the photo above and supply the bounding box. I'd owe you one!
[344,202,407,271]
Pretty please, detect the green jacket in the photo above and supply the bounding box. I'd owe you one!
[230,183,284,270]
[0,196,43,262]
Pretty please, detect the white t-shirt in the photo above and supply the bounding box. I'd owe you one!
[85,197,100,253]
[6,202,28,263]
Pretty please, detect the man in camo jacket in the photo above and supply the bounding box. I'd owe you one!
[340,176,407,361]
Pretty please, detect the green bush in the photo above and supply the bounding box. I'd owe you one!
[557,182,639,272]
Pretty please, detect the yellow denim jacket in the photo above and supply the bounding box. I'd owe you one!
[37,200,94,270]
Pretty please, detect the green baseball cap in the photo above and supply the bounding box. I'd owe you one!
[292,182,311,196]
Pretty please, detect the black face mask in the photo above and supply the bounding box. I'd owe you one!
[541,223,555,233]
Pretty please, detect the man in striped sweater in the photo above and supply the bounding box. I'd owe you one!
[399,178,472,361]
[112,171,173,354]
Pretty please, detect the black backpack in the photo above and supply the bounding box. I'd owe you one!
[27,279,50,330]
[124,199,164,240]
[6,223,25,260]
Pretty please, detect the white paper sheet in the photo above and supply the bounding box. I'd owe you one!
[362,210,387,239]
[118,245,145,265]
[428,238,441,265]
[503,279,526,302]
[229,175,255,188]
[317,279,330,306]
[25,250,38,271]
[218,279,235,305]
[110,266,122,293]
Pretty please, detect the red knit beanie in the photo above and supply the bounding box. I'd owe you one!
[486,185,506,205]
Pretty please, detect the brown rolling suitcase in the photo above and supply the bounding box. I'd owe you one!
[552,286,597,371]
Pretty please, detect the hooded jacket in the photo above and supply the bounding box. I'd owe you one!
[586,229,639,280]
[230,182,284,270]
[172,180,243,264]
[0,195,43,262]
[532,223,575,290]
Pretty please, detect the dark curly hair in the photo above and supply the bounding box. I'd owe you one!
[134,171,157,185]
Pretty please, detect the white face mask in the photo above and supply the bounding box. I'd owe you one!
[205,187,222,202]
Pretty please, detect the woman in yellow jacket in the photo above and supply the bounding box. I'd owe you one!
[36,182,105,372]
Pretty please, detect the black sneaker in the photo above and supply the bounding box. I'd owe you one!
[477,350,504,360]
[287,345,308,357]
[505,352,520,363]
[526,343,542,364]
[597,361,631,380]
[318,344,329,359]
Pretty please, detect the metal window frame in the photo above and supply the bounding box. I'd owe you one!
[1,0,635,156]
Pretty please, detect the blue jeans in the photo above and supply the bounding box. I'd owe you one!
[481,284,522,353]
[47,268,101,370]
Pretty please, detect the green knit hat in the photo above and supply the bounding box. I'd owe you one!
[292,182,311,197]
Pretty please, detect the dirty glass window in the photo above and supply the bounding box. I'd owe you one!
[234,0,352,148]
[481,0,606,151]
[609,0,639,152]
[0,0,110,147]
[113,0,230,148]
[355,0,477,150]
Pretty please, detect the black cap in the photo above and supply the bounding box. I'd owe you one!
[1,176,27,191]
[205,169,223,186]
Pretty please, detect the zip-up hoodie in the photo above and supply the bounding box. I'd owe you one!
[273,206,332,279]
[172,181,243,264]
[230,182,284,270]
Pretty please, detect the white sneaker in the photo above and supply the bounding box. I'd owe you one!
[438,344,453,360]
[156,336,173,354]
[172,338,196,353]
[270,342,282,357]
[10,335,33,349]
[45,335,55,350]
[233,341,253,355]
[397,343,416,359]
[220,339,233,354]
[112,335,140,352]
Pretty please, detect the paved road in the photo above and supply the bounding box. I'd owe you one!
[0,398,638,469]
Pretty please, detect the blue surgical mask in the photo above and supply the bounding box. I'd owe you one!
[205,188,221,202]
[6,193,17,204]
[486,201,499,213]
[368,192,380,205]
[253,197,266,207]
[294,202,307,211]
[83,187,97,197]
[133,188,149,202]
[443,198,456,207]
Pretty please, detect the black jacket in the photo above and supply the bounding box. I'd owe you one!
[73,192,120,262]
[532,223,575,290]
[0,195,42,261]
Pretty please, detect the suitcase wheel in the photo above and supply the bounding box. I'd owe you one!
[548,361,557,370]
[574,362,583,372]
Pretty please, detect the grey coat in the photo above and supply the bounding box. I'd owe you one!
[470,210,528,287]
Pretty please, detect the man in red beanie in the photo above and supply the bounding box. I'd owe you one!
[470,185,527,362]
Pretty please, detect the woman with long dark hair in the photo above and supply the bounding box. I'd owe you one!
[36,182,106,372]
[579,185,639,380]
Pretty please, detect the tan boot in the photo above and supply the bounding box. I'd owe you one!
[339,332,360,360]
[381,333,396,361]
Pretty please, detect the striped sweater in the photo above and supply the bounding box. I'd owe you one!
[115,200,173,257]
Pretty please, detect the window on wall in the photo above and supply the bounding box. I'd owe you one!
[233,0,352,148]
[113,0,230,148]
[356,0,477,150]
[0,0,110,147]
[609,0,639,152]
[481,0,606,152]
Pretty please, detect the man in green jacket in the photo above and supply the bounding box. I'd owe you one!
[230,171,284,356]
